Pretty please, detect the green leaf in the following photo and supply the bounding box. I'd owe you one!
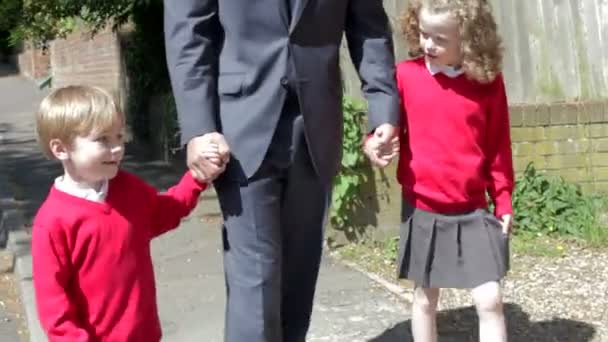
[510,163,602,240]
[331,96,369,232]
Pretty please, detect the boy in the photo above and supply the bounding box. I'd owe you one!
[32,85,224,341]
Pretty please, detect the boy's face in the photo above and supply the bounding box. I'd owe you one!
[418,7,462,68]
[63,121,125,185]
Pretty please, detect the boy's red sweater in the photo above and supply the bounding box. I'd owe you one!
[32,170,206,341]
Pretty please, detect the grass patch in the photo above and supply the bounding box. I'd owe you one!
[333,238,400,283]
[509,233,571,257]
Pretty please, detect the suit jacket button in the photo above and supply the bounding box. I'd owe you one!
[280,77,289,86]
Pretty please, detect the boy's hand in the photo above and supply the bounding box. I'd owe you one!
[190,142,220,182]
[201,143,222,165]
[187,133,230,182]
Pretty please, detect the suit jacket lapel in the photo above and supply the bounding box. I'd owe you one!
[289,0,310,33]
[278,0,290,31]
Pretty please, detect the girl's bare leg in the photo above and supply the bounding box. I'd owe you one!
[471,281,507,342]
[411,287,440,342]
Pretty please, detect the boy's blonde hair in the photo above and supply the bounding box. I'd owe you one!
[36,85,125,159]
[400,0,503,84]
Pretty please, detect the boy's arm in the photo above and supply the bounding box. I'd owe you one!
[486,74,515,217]
[32,225,91,341]
[148,171,208,238]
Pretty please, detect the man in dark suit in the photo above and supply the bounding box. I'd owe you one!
[164,1,400,340]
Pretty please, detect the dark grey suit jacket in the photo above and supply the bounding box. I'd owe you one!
[164,0,400,185]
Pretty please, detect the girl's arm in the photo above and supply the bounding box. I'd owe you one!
[485,74,515,217]
[32,225,91,341]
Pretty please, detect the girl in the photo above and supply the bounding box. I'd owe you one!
[366,0,514,341]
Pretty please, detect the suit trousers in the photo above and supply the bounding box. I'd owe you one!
[214,94,331,342]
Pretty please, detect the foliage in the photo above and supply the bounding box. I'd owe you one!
[511,163,606,243]
[4,0,155,45]
[122,1,174,147]
[382,236,400,263]
[0,0,21,32]
[0,0,22,56]
[329,97,369,231]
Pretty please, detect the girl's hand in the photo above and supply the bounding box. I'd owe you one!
[379,135,400,161]
[363,134,399,167]
[500,214,513,234]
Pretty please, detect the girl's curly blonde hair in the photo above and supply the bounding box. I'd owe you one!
[400,0,503,84]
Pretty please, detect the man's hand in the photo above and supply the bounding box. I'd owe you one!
[363,123,399,168]
[500,214,513,234]
[187,132,231,181]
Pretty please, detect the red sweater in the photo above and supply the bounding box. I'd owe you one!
[396,57,514,216]
[32,170,207,342]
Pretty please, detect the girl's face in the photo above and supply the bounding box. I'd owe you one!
[418,7,462,68]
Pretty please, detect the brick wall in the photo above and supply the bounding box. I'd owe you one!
[510,101,608,193]
[17,43,50,79]
[330,100,608,243]
[49,28,127,108]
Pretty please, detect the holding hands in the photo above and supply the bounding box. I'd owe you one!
[187,132,231,182]
[363,123,400,168]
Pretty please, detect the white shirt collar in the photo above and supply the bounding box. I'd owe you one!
[425,57,464,78]
[54,176,109,203]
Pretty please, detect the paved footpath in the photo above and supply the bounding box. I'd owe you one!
[0,64,49,342]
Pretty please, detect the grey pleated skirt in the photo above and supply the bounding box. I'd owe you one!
[396,202,510,289]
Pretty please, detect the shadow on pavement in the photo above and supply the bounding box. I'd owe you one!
[368,303,596,342]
